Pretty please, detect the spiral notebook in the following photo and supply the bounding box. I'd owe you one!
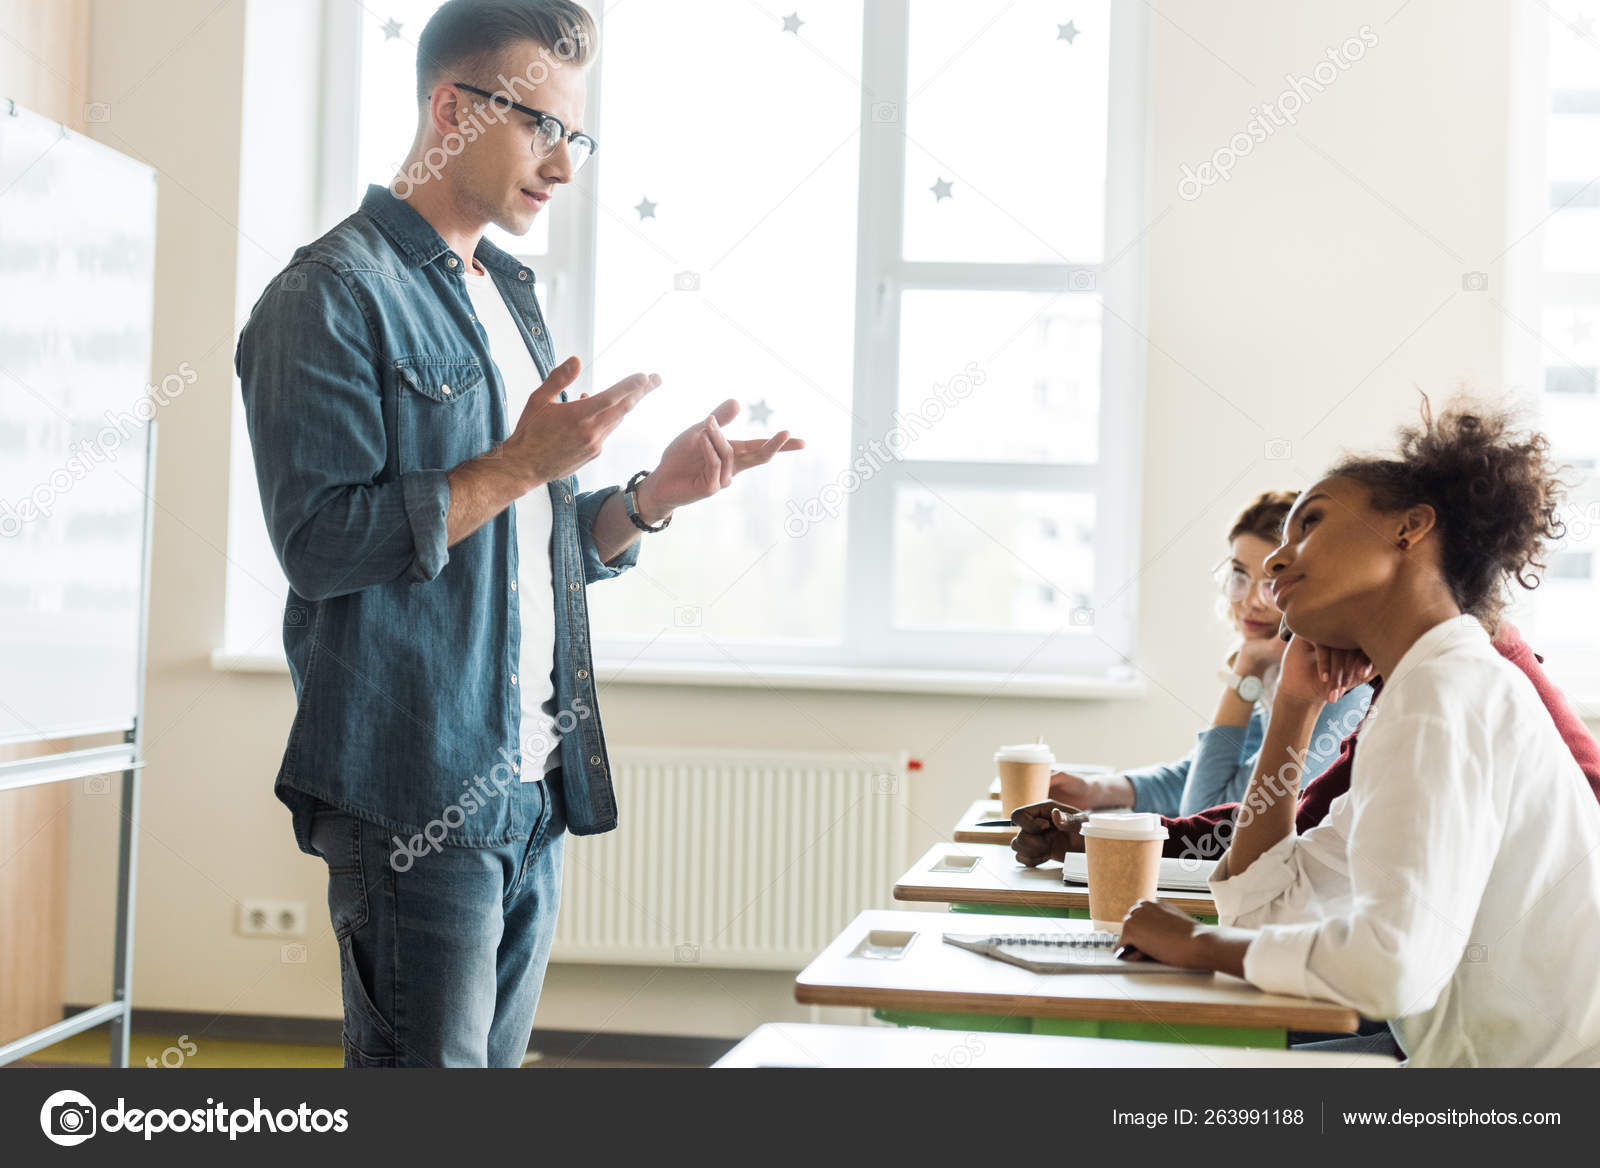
[942,932,1206,975]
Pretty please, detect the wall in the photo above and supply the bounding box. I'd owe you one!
[7,0,1590,1044]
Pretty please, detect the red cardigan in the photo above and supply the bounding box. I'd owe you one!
[1161,622,1600,857]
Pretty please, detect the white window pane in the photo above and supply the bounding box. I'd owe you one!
[1548,13,1600,90]
[355,2,550,256]
[897,290,1100,464]
[893,488,1094,632]
[902,0,1110,264]
[584,1,863,647]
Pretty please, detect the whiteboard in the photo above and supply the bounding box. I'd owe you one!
[0,103,158,744]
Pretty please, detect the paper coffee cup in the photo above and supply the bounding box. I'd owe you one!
[1080,812,1167,933]
[994,743,1053,817]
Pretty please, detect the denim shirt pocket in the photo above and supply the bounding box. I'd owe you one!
[393,356,492,472]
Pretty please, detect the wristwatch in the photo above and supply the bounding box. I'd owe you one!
[624,470,671,534]
[1225,670,1263,703]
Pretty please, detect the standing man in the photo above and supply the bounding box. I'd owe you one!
[235,0,801,1067]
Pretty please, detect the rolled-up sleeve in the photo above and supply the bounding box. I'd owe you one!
[1179,721,1254,815]
[1125,749,1194,816]
[575,484,639,584]
[236,263,451,600]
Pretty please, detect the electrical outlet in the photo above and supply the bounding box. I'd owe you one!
[237,899,307,938]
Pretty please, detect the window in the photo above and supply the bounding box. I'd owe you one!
[1505,4,1600,698]
[225,1,1150,686]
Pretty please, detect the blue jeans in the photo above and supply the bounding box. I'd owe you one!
[307,776,566,1067]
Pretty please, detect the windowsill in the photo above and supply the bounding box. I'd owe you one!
[209,650,1147,700]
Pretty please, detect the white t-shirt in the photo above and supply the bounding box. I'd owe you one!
[462,258,561,778]
[1211,615,1600,1067]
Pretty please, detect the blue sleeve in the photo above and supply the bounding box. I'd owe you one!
[575,483,639,584]
[1125,749,1195,816]
[236,263,451,601]
[1300,683,1373,779]
[1178,712,1266,815]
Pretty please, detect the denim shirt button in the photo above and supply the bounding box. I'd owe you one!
[441,384,452,395]
[532,326,543,337]
[447,256,459,269]
[568,581,580,592]
[563,493,573,504]
[576,668,588,680]
[589,755,601,766]
[510,672,518,685]
[518,270,529,281]
[510,580,518,592]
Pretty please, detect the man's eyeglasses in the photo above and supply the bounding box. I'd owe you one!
[452,83,597,172]
[1213,561,1276,606]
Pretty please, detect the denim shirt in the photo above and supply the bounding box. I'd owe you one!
[235,185,638,854]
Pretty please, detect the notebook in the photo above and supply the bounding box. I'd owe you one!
[942,932,1207,975]
[1058,854,1217,893]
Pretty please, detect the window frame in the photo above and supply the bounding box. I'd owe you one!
[1503,1,1600,701]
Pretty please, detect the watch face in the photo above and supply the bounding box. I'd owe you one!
[1238,675,1262,702]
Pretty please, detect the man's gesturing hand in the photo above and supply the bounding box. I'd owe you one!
[636,398,805,518]
[503,356,660,488]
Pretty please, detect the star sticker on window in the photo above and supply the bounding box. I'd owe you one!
[783,12,804,35]
[747,399,774,426]
[635,196,657,220]
[1057,20,1079,44]
[930,177,953,202]
[381,17,403,41]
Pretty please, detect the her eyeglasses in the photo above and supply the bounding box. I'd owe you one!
[452,83,597,172]
[1213,561,1277,606]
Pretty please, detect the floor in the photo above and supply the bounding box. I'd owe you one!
[11,1029,695,1069]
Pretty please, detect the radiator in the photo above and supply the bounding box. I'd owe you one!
[551,747,910,970]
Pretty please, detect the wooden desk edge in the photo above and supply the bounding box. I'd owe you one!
[892,882,1217,916]
[793,981,1360,1033]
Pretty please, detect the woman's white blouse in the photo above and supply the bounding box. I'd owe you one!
[1209,615,1600,1066]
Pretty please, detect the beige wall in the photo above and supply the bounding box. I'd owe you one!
[4,0,1592,1044]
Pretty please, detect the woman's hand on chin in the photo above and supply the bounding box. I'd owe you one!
[1233,632,1288,678]
[1279,634,1373,707]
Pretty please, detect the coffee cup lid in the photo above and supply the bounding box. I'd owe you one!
[1079,811,1167,841]
[994,743,1053,763]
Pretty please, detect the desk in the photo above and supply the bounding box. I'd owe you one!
[894,841,1217,918]
[716,1022,1395,1068]
[952,798,1015,844]
[794,909,1359,1047]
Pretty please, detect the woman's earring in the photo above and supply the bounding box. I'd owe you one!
[1398,537,1410,550]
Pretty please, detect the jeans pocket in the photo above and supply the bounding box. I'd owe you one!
[337,931,399,1060]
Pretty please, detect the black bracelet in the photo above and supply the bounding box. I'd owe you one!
[624,470,671,533]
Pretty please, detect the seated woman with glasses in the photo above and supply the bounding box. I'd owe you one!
[1051,492,1373,817]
